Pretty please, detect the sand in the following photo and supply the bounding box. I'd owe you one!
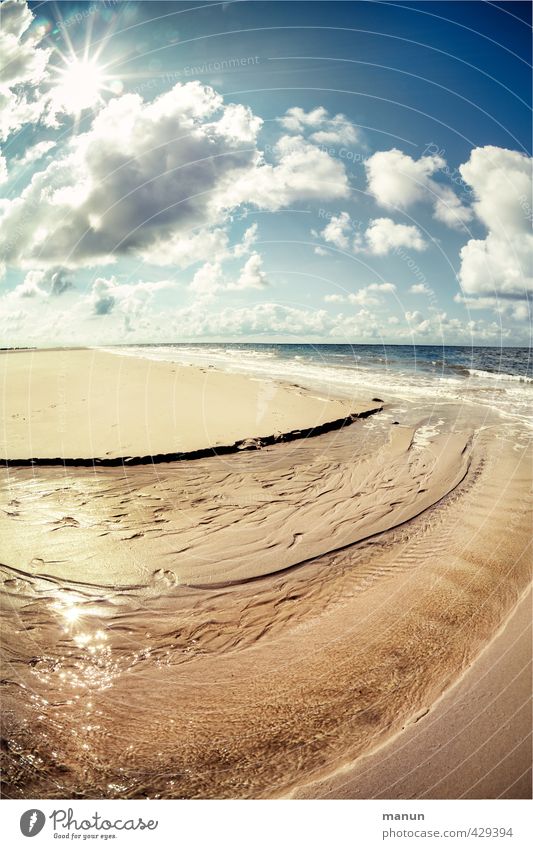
[0,348,531,800]
[0,348,377,461]
[293,588,532,800]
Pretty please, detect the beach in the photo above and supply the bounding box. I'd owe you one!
[1,348,377,461]
[0,345,531,799]
[293,587,532,800]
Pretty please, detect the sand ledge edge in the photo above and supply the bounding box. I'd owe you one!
[2,405,383,468]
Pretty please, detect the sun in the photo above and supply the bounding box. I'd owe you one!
[55,58,104,114]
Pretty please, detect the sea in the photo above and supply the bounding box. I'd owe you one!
[101,343,533,430]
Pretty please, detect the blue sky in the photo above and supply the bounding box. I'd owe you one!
[0,0,531,345]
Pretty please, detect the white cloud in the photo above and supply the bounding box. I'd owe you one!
[410,282,432,295]
[318,213,426,256]
[404,310,431,334]
[458,232,532,296]
[13,270,46,298]
[0,0,52,140]
[7,266,73,299]
[12,139,56,168]
[233,223,259,258]
[279,107,359,146]
[139,227,230,269]
[368,282,396,293]
[227,134,350,211]
[454,293,531,322]
[228,252,269,290]
[364,217,427,255]
[365,148,473,229]
[458,146,533,300]
[0,82,265,267]
[140,222,258,271]
[365,148,443,208]
[349,282,396,306]
[87,276,174,317]
[433,185,474,228]
[1,285,520,345]
[0,85,350,269]
[90,277,117,315]
[185,226,268,299]
[207,102,263,143]
[324,282,396,307]
[321,211,352,249]
[460,146,531,234]
[0,0,49,86]
[189,262,224,298]
[189,248,269,298]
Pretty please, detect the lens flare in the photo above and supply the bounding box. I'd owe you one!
[54,58,104,114]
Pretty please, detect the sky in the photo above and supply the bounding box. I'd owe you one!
[0,0,531,346]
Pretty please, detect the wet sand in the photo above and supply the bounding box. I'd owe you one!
[294,588,532,800]
[0,350,531,799]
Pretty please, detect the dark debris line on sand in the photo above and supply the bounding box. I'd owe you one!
[1,406,383,468]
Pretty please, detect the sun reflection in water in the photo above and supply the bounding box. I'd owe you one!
[40,593,120,693]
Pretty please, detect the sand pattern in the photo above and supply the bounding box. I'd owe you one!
[0,352,531,799]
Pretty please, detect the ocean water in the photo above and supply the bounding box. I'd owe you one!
[101,343,533,428]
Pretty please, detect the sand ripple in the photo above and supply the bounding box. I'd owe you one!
[0,418,530,798]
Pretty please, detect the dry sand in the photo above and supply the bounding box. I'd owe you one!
[0,348,376,461]
[0,348,531,799]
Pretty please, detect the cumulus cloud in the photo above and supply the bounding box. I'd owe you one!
[0,83,263,267]
[189,248,269,298]
[321,211,353,249]
[0,0,49,86]
[366,148,443,208]
[457,146,533,300]
[139,227,229,269]
[48,267,73,296]
[454,293,531,322]
[433,185,474,228]
[228,252,269,290]
[90,277,116,315]
[0,83,350,269]
[13,270,46,298]
[188,262,224,298]
[12,139,55,168]
[324,282,396,306]
[410,282,432,295]
[87,276,174,317]
[0,0,52,140]
[404,310,431,334]
[349,282,396,305]
[1,283,518,345]
[365,148,473,229]
[8,266,73,299]
[141,221,259,271]
[318,212,426,255]
[279,106,359,146]
[227,134,350,210]
[364,217,427,255]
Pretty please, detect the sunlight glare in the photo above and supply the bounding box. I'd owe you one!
[55,59,104,114]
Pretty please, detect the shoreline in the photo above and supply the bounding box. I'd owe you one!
[1,347,531,799]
